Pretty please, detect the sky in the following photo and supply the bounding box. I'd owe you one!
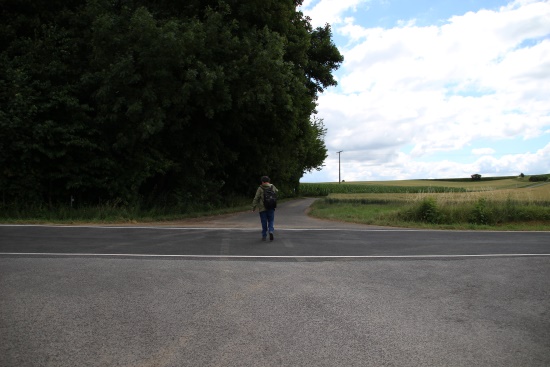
[299,0,550,182]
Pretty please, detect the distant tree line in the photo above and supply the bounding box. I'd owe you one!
[0,0,342,207]
[529,175,549,182]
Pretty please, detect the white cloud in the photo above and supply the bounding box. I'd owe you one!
[301,0,550,181]
[300,0,371,28]
[473,142,550,175]
[472,148,496,155]
[304,142,550,182]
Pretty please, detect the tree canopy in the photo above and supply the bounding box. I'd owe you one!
[0,0,343,207]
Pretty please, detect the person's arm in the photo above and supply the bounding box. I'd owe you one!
[252,187,262,211]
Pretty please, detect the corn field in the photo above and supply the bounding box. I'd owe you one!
[299,183,466,196]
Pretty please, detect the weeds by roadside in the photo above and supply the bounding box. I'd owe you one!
[0,198,251,224]
[309,198,550,230]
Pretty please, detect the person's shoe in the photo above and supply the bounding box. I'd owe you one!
[269,232,274,241]
[262,237,267,241]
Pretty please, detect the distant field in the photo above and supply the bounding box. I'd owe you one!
[327,183,550,204]
[302,177,535,191]
[303,177,550,230]
[298,182,467,197]
[299,177,543,197]
[352,178,534,190]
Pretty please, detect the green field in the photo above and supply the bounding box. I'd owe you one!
[303,176,550,231]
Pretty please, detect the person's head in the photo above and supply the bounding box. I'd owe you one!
[261,176,270,184]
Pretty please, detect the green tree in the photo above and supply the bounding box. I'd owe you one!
[0,0,342,207]
[0,1,106,204]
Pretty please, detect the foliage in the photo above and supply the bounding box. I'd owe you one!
[396,197,443,224]
[0,0,342,208]
[416,198,442,224]
[311,197,550,229]
[469,198,491,225]
[0,194,251,223]
[529,175,549,182]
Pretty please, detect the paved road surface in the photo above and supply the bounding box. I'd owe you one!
[1,198,549,367]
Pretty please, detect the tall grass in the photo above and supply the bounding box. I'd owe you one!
[307,181,550,229]
[310,197,550,229]
[397,196,550,225]
[0,196,251,223]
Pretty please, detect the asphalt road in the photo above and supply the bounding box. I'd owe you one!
[1,198,549,366]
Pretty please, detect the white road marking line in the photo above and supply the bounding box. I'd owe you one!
[1,224,549,233]
[0,224,409,231]
[1,253,549,259]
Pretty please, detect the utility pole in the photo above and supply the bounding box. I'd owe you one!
[337,150,343,183]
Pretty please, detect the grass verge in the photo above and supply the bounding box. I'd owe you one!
[307,182,550,231]
[309,198,550,231]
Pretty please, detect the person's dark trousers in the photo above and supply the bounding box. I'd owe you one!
[259,209,275,239]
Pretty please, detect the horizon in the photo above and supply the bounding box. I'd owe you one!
[300,172,548,184]
[299,0,550,183]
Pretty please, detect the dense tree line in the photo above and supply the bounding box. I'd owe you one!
[0,0,342,207]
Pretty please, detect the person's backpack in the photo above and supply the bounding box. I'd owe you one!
[262,185,277,210]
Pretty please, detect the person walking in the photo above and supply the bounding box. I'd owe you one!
[252,176,278,241]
